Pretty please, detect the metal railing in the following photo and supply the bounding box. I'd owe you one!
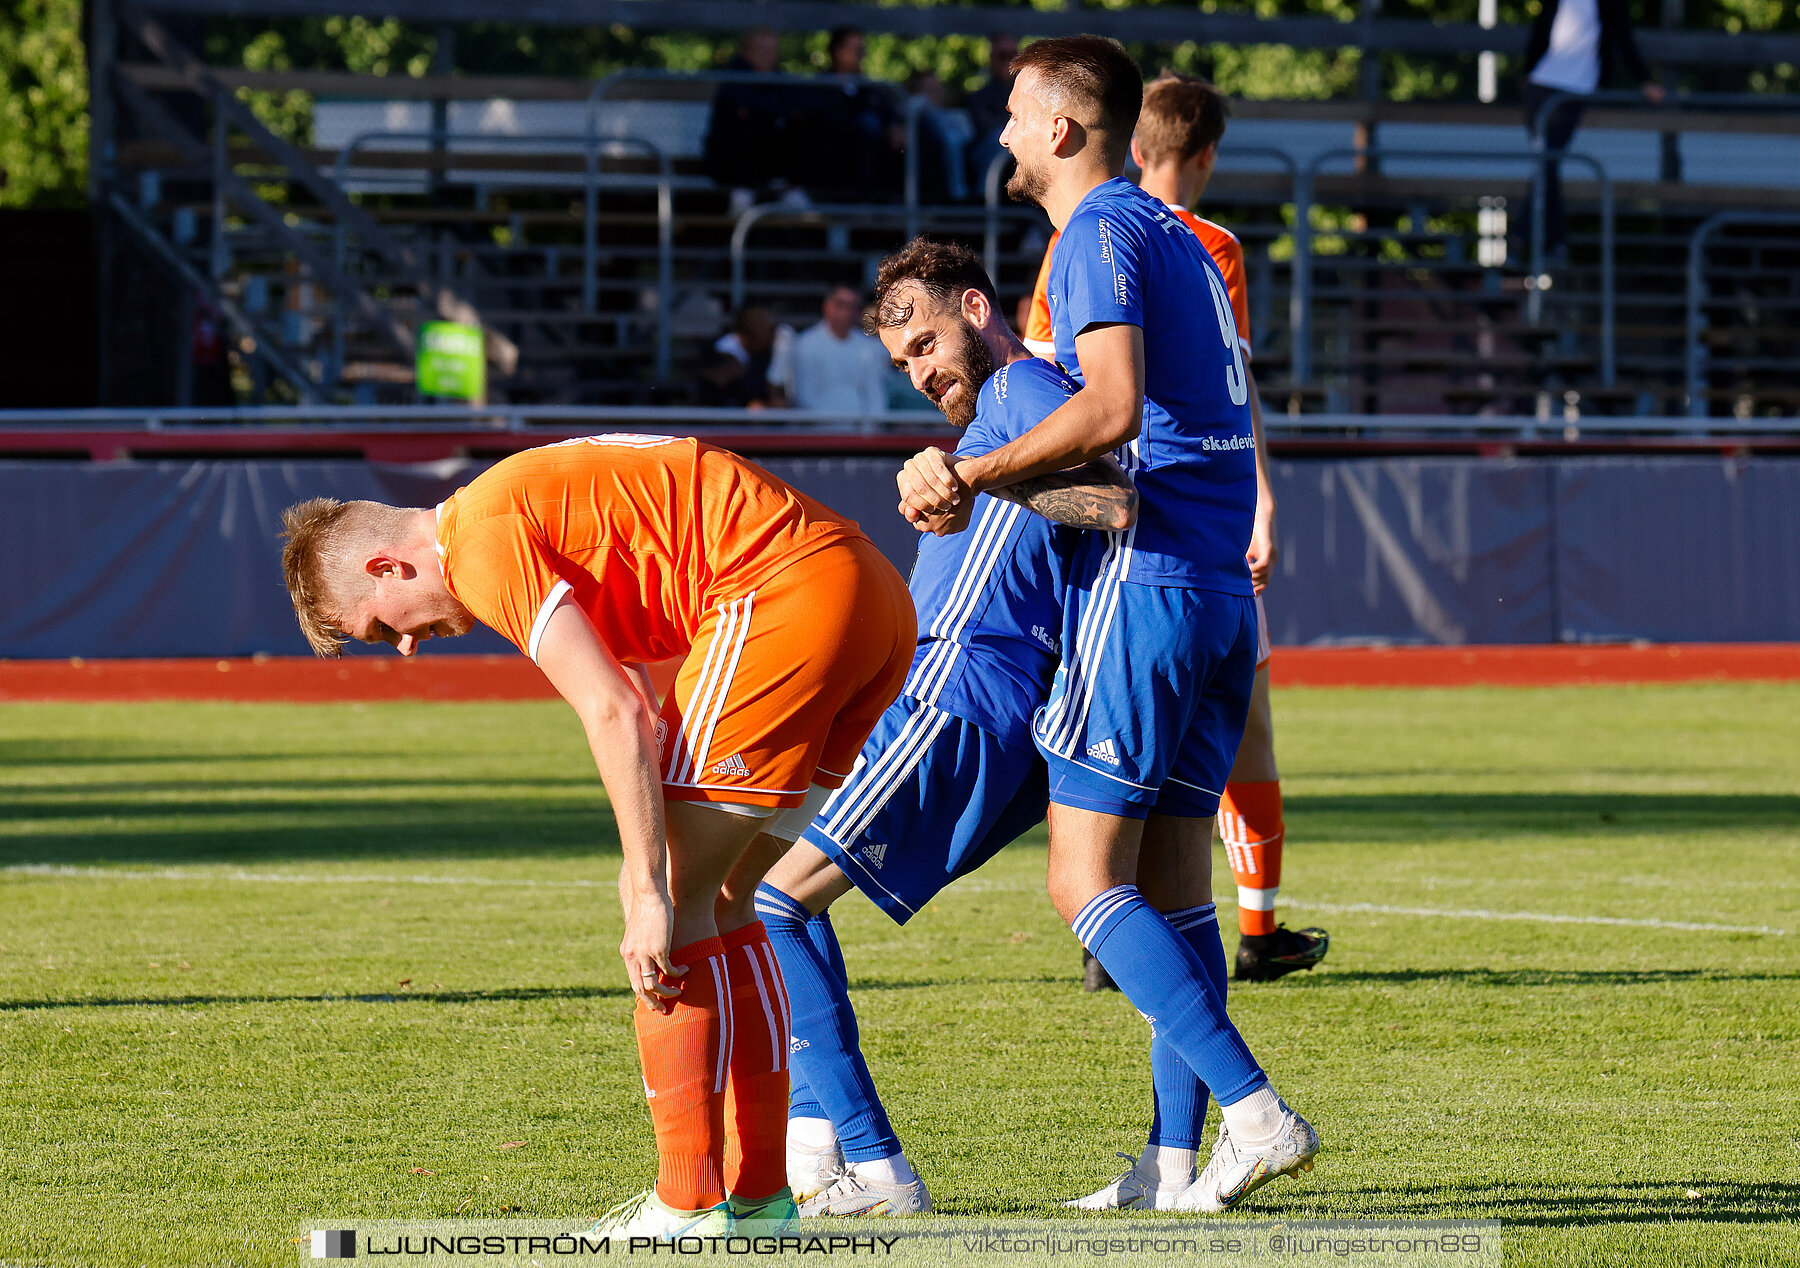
[1530,87,1800,143]
[729,202,1012,313]
[1685,211,1800,419]
[1291,145,1614,388]
[329,128,675,381]
[1,405,1792,438]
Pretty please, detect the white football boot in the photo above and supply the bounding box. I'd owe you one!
[1177,1113,1321,1213]
[584,1189,732,1241]
[1063,1152,1192,1211]
[799,1165,933,1217]
[786,1124,846,1203]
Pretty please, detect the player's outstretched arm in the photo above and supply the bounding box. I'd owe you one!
[534,597,685,1014]
[899,324,1146,523]
[987,453,1138,531]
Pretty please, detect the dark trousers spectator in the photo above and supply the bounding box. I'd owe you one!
[1521,82,1586,259]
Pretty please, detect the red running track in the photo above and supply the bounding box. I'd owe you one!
[0,645,1797,702]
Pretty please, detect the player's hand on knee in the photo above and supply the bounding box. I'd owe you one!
[620,889,684,1013]
[897,447,965,519]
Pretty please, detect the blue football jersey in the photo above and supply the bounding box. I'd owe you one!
[1046,177,1256,593]
[901,357,1082,742]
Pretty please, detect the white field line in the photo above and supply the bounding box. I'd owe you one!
[5,863,1788,936]
[1279,899,1788,938]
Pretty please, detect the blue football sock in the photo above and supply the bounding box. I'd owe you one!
[754,882,902,1161]
[789,1078,827,1124]
[787,910,849,1123]
[1147,904,1228,1149]
[808,908,850,990]
[1073,885,1267,1107]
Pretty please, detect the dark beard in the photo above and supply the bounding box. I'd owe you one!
[935,319,995,429]
[1005,159,1048,206]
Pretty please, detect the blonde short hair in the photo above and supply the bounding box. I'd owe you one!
[279,497,403,658]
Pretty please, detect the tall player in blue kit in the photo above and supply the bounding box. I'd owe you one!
[897,37,1320,1212]
[754,239,1139,1217]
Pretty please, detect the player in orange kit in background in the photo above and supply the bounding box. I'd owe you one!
[278,437,914,1239]
[1025,72,1328,986]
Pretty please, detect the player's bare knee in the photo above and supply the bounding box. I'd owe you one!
[763,842,855,916]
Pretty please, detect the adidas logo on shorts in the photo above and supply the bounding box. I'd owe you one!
[862,842,888,870]
[1086,738,1122,766]
[710,753,751,777]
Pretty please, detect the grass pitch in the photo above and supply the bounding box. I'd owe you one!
[2,685,1796,1267]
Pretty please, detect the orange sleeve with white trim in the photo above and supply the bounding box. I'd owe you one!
[1023,231,1059,357]
[438,507,576,662]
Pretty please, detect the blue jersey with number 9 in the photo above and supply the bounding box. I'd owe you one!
[1045,177,1255,593]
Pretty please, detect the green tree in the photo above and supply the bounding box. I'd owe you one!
[0,0,88,207]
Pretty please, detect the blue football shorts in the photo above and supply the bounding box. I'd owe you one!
[801,695,1048,925]
[1032,547,1257,820]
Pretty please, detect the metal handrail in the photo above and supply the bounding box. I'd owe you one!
[1684,211,1800,419]
[729,202,1001,312]
[977,152,1065,283]
[1291,145,1613,389]
[2,404,1793,436]
[329,127,674,382]
[1530,87,1800,144]
[982,151,1015,280]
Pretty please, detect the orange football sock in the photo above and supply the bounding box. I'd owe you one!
[634,936,730,1212]
[718,921,792,1201]
[1219,780,1285,937]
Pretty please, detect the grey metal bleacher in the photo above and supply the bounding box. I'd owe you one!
[103,19,1800,419]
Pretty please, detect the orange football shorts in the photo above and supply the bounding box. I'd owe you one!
[657,536,915,809]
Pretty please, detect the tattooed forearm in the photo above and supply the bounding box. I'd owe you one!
[990,458,1139,531]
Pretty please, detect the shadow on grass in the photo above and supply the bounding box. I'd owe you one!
[4,773,1798,865]
[1283,967,1800,988]
[0,984,631,1012]
[1315,1179,1800,1229]
[0,793,617,865]
[1288,792,1800,842]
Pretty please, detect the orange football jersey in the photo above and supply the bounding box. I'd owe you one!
[435,436,864,664]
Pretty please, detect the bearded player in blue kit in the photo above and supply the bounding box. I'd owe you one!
[897,36,1321,1212]
[753,239,1140,1217]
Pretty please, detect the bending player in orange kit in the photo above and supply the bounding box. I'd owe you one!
[279,436,914,1239]
[1024,71,1328,986]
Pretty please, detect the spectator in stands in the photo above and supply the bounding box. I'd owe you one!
[827,25,867,77]
[1521,0,1664,260]
[809,25,904,201]
[782,285,890,418]
[963,33,1019,193]
[697,307,794,409]
[906,70,976,203]
[705,26,797,214]
[737,23,780,75]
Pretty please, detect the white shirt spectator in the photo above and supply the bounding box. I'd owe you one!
[1529,0,1603,96]
[782,287,890,418]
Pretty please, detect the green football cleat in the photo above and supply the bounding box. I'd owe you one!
[585,1188,732,1241]
[729,1186,799,1234]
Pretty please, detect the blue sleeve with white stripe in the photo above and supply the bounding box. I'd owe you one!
[957,359,1081,458]
[1052,205,1145,337]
